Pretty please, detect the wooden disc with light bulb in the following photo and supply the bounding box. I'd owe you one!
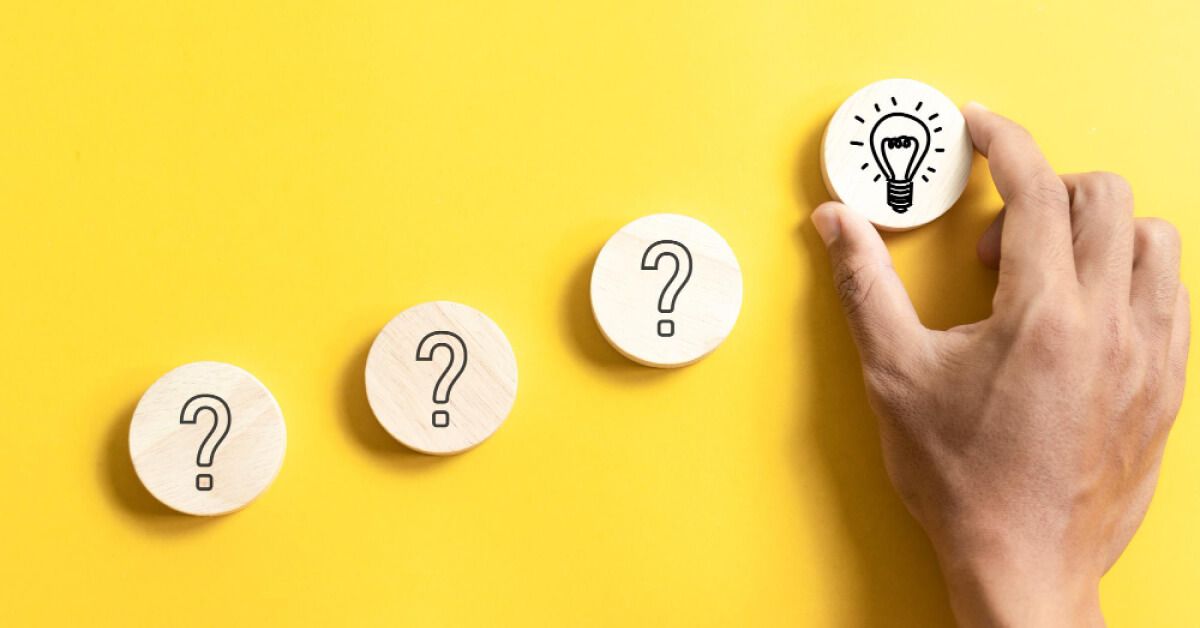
[821,78,973,231]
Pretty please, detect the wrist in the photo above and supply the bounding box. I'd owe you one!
[931,527,1104,627]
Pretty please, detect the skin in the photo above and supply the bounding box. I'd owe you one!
[810,102,1190,627]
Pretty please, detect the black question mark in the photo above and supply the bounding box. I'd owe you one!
[640,240,693,337]
[179,394,231,491]
[415,331,468,428]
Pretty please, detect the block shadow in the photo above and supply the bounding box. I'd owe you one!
[559,246,676,385]
[337,333,456,472]
[99,396,217,534]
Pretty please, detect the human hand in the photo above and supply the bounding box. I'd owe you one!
[810,103,1190,627]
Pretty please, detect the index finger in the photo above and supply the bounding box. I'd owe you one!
[963,103,1075,284]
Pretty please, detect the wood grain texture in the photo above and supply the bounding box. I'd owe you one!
[128,361,286,516]
[590,213,742,367]
[365,301,518,455]
[822,78,973,231]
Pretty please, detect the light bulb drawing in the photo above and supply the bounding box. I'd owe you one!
[849,97,946,214]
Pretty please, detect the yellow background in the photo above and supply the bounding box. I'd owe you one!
[2,1,1197,625]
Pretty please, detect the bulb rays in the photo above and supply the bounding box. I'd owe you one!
[849,97,947,213]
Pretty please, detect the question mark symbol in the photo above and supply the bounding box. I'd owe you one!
[179,394,232,491]
[415,331,468,428]
[641,240,693,337]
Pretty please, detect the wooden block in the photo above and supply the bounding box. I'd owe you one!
[365,301,518,455]
[128,361,287,516]
[821,78,973,231]
[590,213,743,368]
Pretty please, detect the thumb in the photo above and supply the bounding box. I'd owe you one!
[811,202,927,363]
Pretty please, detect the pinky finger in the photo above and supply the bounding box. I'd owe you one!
[1164,285,1190,426]
[1131,218,1181,339]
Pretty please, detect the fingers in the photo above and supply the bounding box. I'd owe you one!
[1131,218,1182,339]
[1131,217,1184,428]
[977,208,1005,270]
[812,202,928,364]
[963,103,1076,288]
[1164,285,1191,426]
[1061,173,1135,300]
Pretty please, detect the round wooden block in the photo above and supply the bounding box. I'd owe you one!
[821,78,973,231]
[365,301,518,455]
[590,213,743,368]
[128,361,287,516]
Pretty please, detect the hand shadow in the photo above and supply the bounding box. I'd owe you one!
[792,112,996,626]
[99,396,217,535]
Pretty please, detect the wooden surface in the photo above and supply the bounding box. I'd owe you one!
[591,213,743,367]
[822,78,973,231]
[365,301,518,454]
[128,362,286,516]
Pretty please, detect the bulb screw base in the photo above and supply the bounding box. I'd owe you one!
[886,180,913,213]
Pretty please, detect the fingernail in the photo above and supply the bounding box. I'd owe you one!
[811,204,842,245]
[964,100,989,112]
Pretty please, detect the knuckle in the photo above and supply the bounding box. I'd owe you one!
[1162,380,1188,427]
[1016,173,1069,209]
[1023,303,1085,360]
[1137,353,1182,428]
[1136,218,1181,257]
[1077,171,1134,207]
[832,258,884,318]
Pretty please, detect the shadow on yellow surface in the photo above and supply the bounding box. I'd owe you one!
[100,397,216,534]
[5,3,1191,623]
[562,247,678,384]
[786,117,1002,626]
[338,335,455,471]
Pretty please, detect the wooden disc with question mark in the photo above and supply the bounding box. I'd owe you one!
[590,213,743,368]
[128,361,287,516]
[365,301,518,455]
